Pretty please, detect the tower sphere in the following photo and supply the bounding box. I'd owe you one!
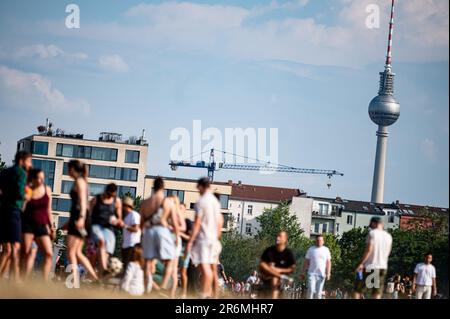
[368,94,400,127]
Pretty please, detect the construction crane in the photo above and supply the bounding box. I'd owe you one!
[169,149,344,183]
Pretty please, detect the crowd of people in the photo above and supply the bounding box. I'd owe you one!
[0,150,441,299]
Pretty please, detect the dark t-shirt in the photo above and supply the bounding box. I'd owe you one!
[182,218,193,244]
[261,245,296,269]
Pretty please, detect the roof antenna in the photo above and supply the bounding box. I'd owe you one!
[385,0,395,70]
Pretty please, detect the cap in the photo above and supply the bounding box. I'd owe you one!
[123,196,134,209]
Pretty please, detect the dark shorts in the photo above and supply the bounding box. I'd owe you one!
[22,218,50,238]
[0,208,22,243]
[67,219,84,238]
[354,268,387,296]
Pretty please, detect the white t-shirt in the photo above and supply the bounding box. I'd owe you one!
[305,245,331,277]
[122,210,141,249]
[195,191,221,243]
[121,262,144,296]
[364,228,392,270]
[414,263,436,286]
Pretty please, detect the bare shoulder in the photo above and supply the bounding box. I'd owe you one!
[45,185,52,194]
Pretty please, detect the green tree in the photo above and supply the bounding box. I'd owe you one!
[220,232,270,281]
[333,228,368,291]
[0,152,6,172]
[256,202,309,249]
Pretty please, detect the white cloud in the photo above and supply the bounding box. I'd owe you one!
[98,54,129,72]
[421,138,438,162]
[40,0,448,67]
[15,44,88,60]
[0,65,90,114]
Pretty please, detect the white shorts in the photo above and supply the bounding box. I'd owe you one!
[190,240,222,266]
[143,225,176,261]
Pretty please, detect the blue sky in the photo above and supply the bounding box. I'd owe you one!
[0,0,448,207]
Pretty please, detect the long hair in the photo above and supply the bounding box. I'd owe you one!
[68,160,88,179]
[130,244,144,269]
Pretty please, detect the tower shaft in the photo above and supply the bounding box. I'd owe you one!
[371,126,389,203]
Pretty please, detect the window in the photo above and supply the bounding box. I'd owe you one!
[247,205,253,215]
[61,181,74,194]
[219,195,229,209]
[314,223,320,234]
[319,203,329,215]
[118,186,136,198]
[165,189,185,203]
[336,223,340,233]
[56,143,117,161]
[31,141,48,155]
[32,159,55,190]
[388,212,395,223]
[347,215,353,225]
[236,213,240,224]
[125,150,140,163]
[322,223,328,233]
[52,198,71,212]
[57,216,70,229]
[222,213,231,229]
[245,223,252,235]
[64,163,137,181]
[190,203,196,210]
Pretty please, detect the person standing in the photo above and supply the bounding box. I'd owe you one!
[89,183,123,274]
[0,150,32,282]
[259,231,296,299]
[121,196,141,271]
[140,177,179,293]
[179,204,193,298]
[66,160,98,287]
[184,177,222,299]
[353,217,392,299]
[413,253,437,299]
[301,234,331,299]
[21,168,55,280]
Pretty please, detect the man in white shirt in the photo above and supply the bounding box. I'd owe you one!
[185,177,223,298]
[354,217,392,299]
[413,253,437,299]
[301,234,331,299]
[121,197,141,270]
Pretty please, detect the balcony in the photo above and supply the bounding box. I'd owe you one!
[311,211,338,220]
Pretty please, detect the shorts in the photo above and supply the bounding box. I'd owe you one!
[22,218,49,237]
[0,208,22,243]
[190,240,222,266]
[353,268,387,296]
[90,224,116,255]
[179,246,191,269]
[67,219,84,238]
[143,225,175,261]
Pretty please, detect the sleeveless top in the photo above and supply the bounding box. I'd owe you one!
[24,186,50,225]
[70,187,81,222]
[91,194,116,228]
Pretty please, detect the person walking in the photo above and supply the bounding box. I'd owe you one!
[0,150,32,282]
[140,177,179,294]
[353,217,392,299]
[121,196,141,271]
[66,160,98,287]
[184,177,222,299]
[21,168,55,280]
[413,253,437,299]
[89,183,123,274]
[301,234,331,299]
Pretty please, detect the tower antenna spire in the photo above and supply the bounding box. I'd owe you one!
[385,0,395,68]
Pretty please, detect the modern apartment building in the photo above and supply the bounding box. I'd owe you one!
[143,175,233,231]
[17,129,148,228]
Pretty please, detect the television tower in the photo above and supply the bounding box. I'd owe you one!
[369,0,400,203]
